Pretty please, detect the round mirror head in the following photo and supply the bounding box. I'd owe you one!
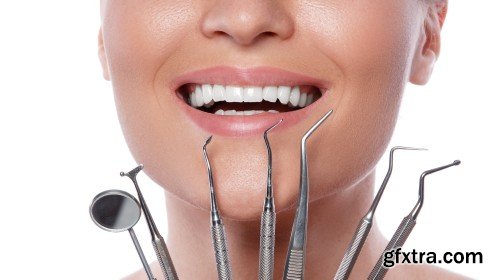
[90,189,141,232]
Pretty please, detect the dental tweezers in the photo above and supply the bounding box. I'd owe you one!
[258,119,283,280]
[333,146,427,280]
[283,109,334,280]
[121,165,179,280]
[368,160,461,280]
[203,136,232,280]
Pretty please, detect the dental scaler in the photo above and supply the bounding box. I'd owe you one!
[368,160,461,280]
[121,165,179,280]
[203,136,232,280]
[258,119,283,280]
[283,109,334,280]
[334,146,427,280]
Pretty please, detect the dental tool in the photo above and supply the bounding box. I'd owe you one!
[203,136,232,280]
[90,189,157,280]
[121,165,179,280]
[334,146,427,280]
[258,119,283,280]
[283,109,334,280]
[368,160,461,280]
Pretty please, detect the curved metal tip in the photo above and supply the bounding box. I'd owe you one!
[412,159,461,218]
[390,146,428,153]
[302,109,333,143]
[202,136,219,218]
[264,119,283,135]
[264,120,282,202]
[204,136,213,148]
[120,164,144,178]
[367,146,427,217]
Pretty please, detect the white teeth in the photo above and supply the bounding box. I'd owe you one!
[243,87,263,102]
[268,110,279,113]
[213,84,225,102]
[306,93,314,106]
[263,86,278,102]
[219,110,265,116]
[202,84,213,104]
[203,100,214,108]
[277,86,291,104]
[186,83,319,111]
[289,86,300,106]
[299,92,307,107]
[195,85,204,107]
[189,92,196,106]
[225,110,237,116]
[225,85,244,102]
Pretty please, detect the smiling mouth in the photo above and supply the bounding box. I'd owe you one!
[177,83,322,116]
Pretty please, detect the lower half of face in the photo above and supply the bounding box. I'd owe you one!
[101,0,424,220]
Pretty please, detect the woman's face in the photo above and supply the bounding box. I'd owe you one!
[99,0,436,220]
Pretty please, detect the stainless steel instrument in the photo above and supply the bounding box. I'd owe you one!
[368,160,461,280]
[90,189,157,280]
[121,165,179,280]
[283,109,334,280]
[334,146,427,280]
[203,136,232,280]
[258,119,283,280]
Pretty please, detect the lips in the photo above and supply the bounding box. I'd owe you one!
[171,66,331,136]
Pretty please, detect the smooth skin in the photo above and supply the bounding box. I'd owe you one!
[98,0,467,279]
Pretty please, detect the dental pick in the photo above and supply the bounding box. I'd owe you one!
[258,119,283,280]
[368,160,461,280]
[283,109,334,280]
[121,165,179,280]
[334,146,427,280]
[203,136,232,280]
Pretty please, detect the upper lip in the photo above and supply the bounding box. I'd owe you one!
[171,66,331,93]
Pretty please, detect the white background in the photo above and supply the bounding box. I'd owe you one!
[0,1,498,279]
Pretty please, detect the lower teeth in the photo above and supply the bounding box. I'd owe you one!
[215,110,279,116]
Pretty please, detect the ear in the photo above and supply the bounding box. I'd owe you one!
[409,2,448,85]
[98,28,110,81]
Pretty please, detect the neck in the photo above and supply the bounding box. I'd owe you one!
[164,170,387,279]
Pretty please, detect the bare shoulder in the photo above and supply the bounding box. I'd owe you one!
[389,264,472,280]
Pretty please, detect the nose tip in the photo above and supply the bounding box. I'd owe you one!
[200,1,294,46]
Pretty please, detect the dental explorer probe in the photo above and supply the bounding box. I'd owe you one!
[368,160,461,280]
[203,136,232,280]
[121,165,179,280]
[334,146,427,280]
[283,109,334,280]
[259,119,283,280]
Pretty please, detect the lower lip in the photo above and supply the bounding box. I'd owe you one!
[174,92,327,137]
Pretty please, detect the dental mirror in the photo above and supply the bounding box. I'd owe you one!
[90,189,156,280]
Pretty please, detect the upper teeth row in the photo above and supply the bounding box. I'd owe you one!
[188,84,315,108]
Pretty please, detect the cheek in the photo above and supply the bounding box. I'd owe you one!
[101,0,208,202]
[295,0,422,198]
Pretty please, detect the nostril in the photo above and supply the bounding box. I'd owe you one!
[200,2,294,46]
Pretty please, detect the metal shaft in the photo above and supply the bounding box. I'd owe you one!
[334,146,426,280]
[283,110,333,280]
[368,160,460,279]
[129,228,157,280]
[203,136,232,280]
[259,120,282,280]
[121,166,179,280]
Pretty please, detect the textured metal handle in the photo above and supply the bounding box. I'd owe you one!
[283,249,304,280]
[152,236,179,280]
[259,211,276,280]
[212,223,232,280]
[368,215,416,280]
[334,218,372,280]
